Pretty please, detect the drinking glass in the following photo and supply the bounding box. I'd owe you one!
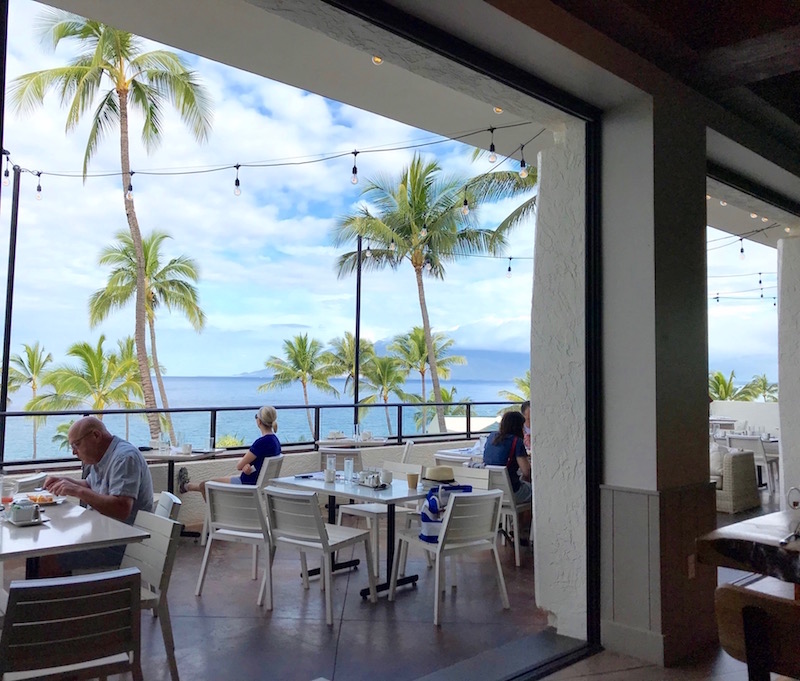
[206,436,215,452]
[343,457,354,483]
[326,455,336,472]
[1,476,13,505]
[159,432,170,455]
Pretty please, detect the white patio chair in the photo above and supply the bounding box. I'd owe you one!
[122,511,183,681]
[195,482,272,607]
[263,485,377,625]
[388,489,509,625]
[318,447,363,473]
[486,465,527,567]
[155,490,182,520]
[13,471,47,493]
[727,434,779,495]
[400,439,415,464]
[336,460,423,576]
[200,454,284,546]
[0,566,143,681]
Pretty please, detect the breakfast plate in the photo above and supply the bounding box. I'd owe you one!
[25,494,65,506]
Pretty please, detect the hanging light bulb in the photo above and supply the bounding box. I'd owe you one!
[233,164,241,196]
[2,155,9,187]
[519,145,528,179]
[739,239,745,260]
[389,239,397,252]
[488,127,497,163]
[706,195,711,200]
[461,190,469,216]
[420,225,427,238]
[761,217,768,222]
[720,200,727,206]
[506,257,512,279]
[351,151,359,185]
[371,55,383,65]
[35,172,42,200]
[424,258,432,272]
[126,171,134,200]
[365,242,372,258]
[750,213,758,219]
[785,226,792,234]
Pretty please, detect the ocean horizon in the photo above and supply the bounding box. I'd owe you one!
[2,375,520,463]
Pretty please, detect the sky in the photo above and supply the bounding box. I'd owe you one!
[0,0,781,382]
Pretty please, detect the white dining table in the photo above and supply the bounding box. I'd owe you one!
[272,472,428,598]
[315,438,388,448]
[144,447,223,493]
[0,498,150,611]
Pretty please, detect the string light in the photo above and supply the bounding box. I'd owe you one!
[389,238,396,252]
[493,106,503,114]
[351,150,359,185]
[750,213,758,219]
[2,155,9,187]
[720,200,727,206]
[506,257,512,278]
[35,172,42,200]
[126,171,134,200]
[365,241,372,258]
[424,257,432,272]
[761,217,768,222]
[420,224,427,238]
[785,226,792,234]
[233,164,241,196]
[371,56,383,65]
[461,190,469,216]
[519,145,528,179]
[488,127,497,163]
[759,272,763,298]
[739,238,745,260]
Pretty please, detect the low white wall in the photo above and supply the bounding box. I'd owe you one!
[710,401,780,434]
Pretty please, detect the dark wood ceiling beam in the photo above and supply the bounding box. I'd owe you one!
[691,24,800,90]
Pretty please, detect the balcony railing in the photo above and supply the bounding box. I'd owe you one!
[0,400,516,467]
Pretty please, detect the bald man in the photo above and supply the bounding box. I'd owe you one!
[41,416,154,575]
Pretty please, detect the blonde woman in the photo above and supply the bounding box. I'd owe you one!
[178,405,280,498]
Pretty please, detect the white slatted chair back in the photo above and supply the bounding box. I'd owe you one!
[0,567,143,681]
[401,440,415,464]
[264,486,330,549]
[450,465,491,490]
[122,511,182,601]
[440,490,503,545]
[255,453,285,490]
[206,481,270,536]
[383,460,423,477]
[485,465,517,509]
[13,472,47,493]
[155,491,182,520]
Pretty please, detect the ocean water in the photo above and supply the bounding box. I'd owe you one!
[2,376,517,463]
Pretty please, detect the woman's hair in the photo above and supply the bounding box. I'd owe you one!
[256,405,278,430]
[493,410,526,444]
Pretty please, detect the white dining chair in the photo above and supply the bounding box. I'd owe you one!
[727,435,779,495]
[389,489,509,625]
[263,485,377,625]
[0,566,143,681]
[336,460,423,576]
[486,465,528,567]
[195,482,273,607]
[122,511,183,681]
[400,439,415,464]
[155,490,182,520]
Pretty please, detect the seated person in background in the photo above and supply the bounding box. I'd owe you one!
[41,416,155,576]
[179,405,281,499]
[521,400,531,451]
[483,410,532,507]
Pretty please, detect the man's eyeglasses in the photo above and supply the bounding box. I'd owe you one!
[69,430,95,450]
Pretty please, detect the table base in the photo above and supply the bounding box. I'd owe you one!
[307,557,360,578]
[361,574,418,599]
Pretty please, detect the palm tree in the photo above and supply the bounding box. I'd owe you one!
[412,385,469,431]
[323,332,375,395]
[29,335,144,414]
[110,337,146,440]
[708,370,756,402]
[468,154,538,235]
[89,230,205,442]
[259,334,339,436]
[499,370,531,403]
[388,327,466,433]
[52,421,75,452]
[360,355,409,435]
[746,374,778,403]
[9,342,53,459]
[10,9,212,439]
[332,153,505,432]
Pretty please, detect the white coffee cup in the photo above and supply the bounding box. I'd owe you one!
[380,469,393,484]
[181,443,192,454]
[324,468,335,483]
[10,500,40,523]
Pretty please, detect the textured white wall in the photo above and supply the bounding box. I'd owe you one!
[709,401,780,434]
[531,121,586,639]
[779,237,800,507]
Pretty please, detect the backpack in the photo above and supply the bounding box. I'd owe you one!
[419,484,473,543]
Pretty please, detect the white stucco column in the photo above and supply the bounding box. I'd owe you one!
[531,121,586,639]
[778,236,800,504]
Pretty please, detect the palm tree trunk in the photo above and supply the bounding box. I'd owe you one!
[414,266,446,433]
[418,368,428,434]
[148,317,176,443]
[302,380,314,436]
[383,395,392,436]
[31,386,37,460]
[119,92,160,440]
